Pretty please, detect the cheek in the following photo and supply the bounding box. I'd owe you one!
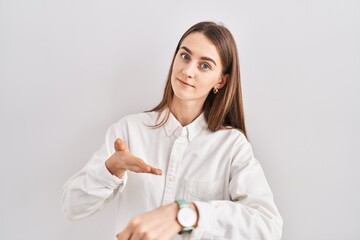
[171,63,178,81]
[197,75,220,89]
[172,56,182,72]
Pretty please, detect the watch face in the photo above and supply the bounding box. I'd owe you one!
[178,207,197,228]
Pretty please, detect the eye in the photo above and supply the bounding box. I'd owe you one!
[180,53,190,61]
[200,63,211,70]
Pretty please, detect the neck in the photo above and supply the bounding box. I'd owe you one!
[170,98,204,126]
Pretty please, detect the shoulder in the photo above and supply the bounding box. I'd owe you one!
[104,111,159,140]
[111,111,159,129]
[215,127,248,145]
[200,127,250,155]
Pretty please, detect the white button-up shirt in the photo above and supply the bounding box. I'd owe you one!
[62,110,283,239]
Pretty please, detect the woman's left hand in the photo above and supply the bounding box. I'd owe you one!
[116,203,182,240]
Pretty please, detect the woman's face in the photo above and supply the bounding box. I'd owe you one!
[171,32,226,106]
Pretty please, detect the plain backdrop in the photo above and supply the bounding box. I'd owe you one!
[1,0,359,239]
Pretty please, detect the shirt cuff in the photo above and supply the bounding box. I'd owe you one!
[189,201,214,239]
[92,162,128,190]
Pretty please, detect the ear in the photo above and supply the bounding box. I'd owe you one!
[216,74,229,89]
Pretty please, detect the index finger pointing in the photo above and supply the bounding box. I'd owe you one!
[148,167,162,175]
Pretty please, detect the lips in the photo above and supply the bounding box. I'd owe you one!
[177,78,195,88]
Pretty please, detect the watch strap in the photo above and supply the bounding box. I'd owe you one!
[175,199,189,208]
[181,227,194,233]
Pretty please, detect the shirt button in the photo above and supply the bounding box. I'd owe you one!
[168,176,175,182]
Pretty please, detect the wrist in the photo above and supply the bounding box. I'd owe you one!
[105,155,126,178]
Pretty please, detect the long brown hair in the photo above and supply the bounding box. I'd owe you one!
[150,21,247,137]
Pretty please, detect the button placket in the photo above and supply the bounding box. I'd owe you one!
[162,131,188,205]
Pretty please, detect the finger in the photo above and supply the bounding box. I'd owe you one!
[116,232,121,240]
[122,154,162,176]
[116,230,132,240]
[128,157,152,172]
[114,138,129,152]
[148,166,162,175]
[131,159,162,176]
[129,230,144,240]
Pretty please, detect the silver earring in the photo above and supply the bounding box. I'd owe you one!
[213,87,218,94]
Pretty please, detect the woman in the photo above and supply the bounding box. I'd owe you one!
[62,21,283,240]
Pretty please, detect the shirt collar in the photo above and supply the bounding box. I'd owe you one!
[162,109,207,142]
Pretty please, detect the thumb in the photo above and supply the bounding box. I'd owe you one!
[114,138,129,152]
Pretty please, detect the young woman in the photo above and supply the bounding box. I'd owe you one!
[62,21,283,240]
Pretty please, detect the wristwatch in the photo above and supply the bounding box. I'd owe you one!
[175,199,197,233]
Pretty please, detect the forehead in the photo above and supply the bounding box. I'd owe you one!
[180,32,221,63]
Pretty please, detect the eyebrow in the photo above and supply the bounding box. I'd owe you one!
[180,46,217,66]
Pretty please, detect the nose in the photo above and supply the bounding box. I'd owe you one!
[181,62,196,79]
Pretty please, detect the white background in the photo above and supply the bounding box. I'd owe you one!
[1,0,359,239]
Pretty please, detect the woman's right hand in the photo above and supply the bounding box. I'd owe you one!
[105,138,162,178]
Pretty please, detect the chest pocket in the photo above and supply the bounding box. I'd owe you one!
[184,179,224,201]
